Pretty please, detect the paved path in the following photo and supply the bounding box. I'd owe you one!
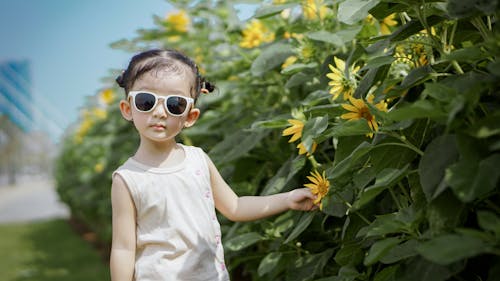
[0,177,70,224]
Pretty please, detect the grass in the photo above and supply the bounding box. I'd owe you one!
[0,219,110,281]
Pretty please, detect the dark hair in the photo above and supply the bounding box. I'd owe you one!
[116,49,215,100]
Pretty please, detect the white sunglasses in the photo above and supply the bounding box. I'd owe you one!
[128,91,194,116]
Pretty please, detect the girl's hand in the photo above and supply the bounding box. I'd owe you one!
[286,188,318,211]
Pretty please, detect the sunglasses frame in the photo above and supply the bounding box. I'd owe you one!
[128,91,194,116]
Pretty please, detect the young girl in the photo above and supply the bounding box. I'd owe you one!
[110,49,317,281]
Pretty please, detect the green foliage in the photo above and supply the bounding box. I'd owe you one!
[0,219,109,281]
[56,0,500,280]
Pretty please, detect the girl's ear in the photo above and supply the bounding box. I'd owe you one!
[119,99,133,121]
[184,107,200,128]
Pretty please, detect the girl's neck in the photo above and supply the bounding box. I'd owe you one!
[133,139,184,168]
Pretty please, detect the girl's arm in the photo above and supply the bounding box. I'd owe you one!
[110,175,136,281]
[205,154,317,222]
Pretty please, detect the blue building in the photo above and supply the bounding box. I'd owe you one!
[0,60,33,132]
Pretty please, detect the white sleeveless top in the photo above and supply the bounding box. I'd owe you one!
[113,145,229,281]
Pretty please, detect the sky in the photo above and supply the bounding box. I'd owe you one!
[0,0,173,142]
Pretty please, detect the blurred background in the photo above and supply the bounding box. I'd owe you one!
[0,1,171,279]
[0,0,169,186]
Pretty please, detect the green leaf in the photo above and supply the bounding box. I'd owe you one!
[284,212,315,244]
[398,65,433,89]
[364,237,402,266]
[258,252,283,276]
[327,141,373,179]
[380,239,418,264]
[323,119,371,138]
[306,30,344,46]
[352,165,409,210]
[446,153,500,202]
[285,72,312,88]
[446,0,499,18]
[397,257,464,281]
[442,46,487,63]
[386,100,447,122]
[225,232,264,251]
[334,243,364,266]
[422,83,457,102]
[302,115,329,152]
[251,42,294,76]
[466,112,500,138]
[281,62,318,75]
[358,213,407,238]
[418,134,459,201]
[209,130,269,164]
[416,233,490,265]
[477,211,500,236]
[361,55,396,71]
[373,265,399,281]
[261,156,306,195]
[254,3,299,18]
[250,118,290,130]
[338,0,380,24]
[287,249,334,281]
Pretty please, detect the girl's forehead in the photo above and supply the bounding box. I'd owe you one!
[133,71,193,94]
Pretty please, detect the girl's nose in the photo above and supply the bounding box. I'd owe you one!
[152,99,168,118]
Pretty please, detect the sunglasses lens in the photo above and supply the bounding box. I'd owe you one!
[135,92,156,112]
[166,96,188,115]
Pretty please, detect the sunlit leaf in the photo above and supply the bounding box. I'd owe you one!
[225,232,264,251]
[258,252,283,276]
[338,0,380,24]
[251,42,294,76]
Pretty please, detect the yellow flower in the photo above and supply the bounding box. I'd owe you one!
[282,56,298,69]
[167,35,181,43]
[75,118,93,144]
[239,20,275,49]
[302,0,328,20]
[297,141,317,156]
[94,162,105,173]
[282,119,304,143]
[365,14,376,25]
[326,57,360,101]
[165,10,189,33]
[99,88,115,105]
[92,108,107,120]
[300,45,314,60]
[304,170,330,209]
[380,13,398,35]
[341,95,387,138]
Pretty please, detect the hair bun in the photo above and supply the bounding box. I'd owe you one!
[116,71,126,88]
[200,77,215,94]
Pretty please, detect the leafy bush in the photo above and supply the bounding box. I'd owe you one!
[56,0,500,280]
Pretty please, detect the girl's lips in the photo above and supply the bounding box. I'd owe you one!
[150,124,166,130]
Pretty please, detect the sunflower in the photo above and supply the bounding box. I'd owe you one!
[98,88,115,105]
[326,57,360,101]
[341,95,387,138]
[297,142,317,156]
[380,13,398,35]
[282,56,298,70]
[239,20,275,49]
[282,119,304,142]
[302,0,329,20]
[304,170,330,209]
[165,10,190,33]
[283,119,317,155]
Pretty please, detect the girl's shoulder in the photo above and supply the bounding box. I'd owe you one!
[179,143,208,158]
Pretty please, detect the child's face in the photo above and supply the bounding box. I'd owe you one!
[123,70,199,144]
